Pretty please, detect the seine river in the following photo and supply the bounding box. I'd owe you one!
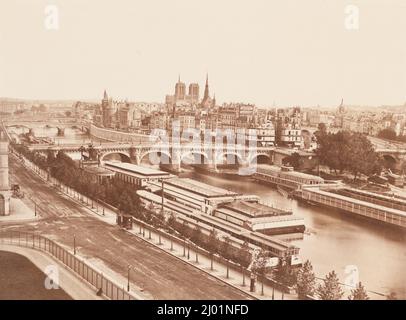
[12,127,406,299]
[184,170,406,299]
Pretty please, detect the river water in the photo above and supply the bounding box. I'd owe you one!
[14,127,406,299]
[184,170,406,299]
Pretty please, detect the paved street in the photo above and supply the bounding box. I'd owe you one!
[3,156,251,300]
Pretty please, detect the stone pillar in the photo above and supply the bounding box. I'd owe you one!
[129,147,139,165]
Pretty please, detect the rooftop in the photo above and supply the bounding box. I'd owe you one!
[256,164,324,182]
[165,177,238,198]
[83,166,114,176]
[220,200,290,218]
[103,161,170,177]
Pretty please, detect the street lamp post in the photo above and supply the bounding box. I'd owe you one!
[161,179,164,212]
[127,265,132,292]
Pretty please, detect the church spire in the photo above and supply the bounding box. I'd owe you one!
[103,89,108,100]
[203,73,209,100]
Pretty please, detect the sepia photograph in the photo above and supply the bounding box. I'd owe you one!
[0,0,405,313]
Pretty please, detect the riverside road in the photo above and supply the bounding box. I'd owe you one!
[3,156,251,300]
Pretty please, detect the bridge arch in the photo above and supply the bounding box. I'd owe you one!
[249,153,271,164]
[216,152,245,166]
[180,150,210,165]
[139,149,172,165]
[382,154,398,170]
[100,151,131,163]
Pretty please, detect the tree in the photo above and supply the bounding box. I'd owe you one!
[206,228,219,254]
[220,236,231,259]
[378,128,397,141]
[190,226,203,245]
[346,133,382,180]
[239,241,251,268]
[315,131,382,179]
[317,271,344,300]
[46,150,57,166]
[282,152,301,169]
[179,221,192,239]
[274,257,297,287]
[296,260,316,298]
[348,282,369,300]
[317,122,327,133]
[250,249,268,277]
[315,131,352,175]
[167,213,176,228]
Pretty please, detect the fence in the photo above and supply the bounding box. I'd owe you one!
[0,230,137,300]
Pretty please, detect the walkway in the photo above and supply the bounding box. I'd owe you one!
[0,244,103,300]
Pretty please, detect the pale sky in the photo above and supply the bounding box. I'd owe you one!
[0,0,405,107]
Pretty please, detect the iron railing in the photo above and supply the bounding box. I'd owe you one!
[0,230,137,300]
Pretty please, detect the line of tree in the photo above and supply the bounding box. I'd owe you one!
[296,260,398,300]
[315,129,383,180]
[167,216,252,268]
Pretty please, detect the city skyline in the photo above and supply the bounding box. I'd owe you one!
[1,0,406,107]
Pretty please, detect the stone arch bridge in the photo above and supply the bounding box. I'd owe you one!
[375,148,406,172]
[6,122,82,138]
[28,142,279,171]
